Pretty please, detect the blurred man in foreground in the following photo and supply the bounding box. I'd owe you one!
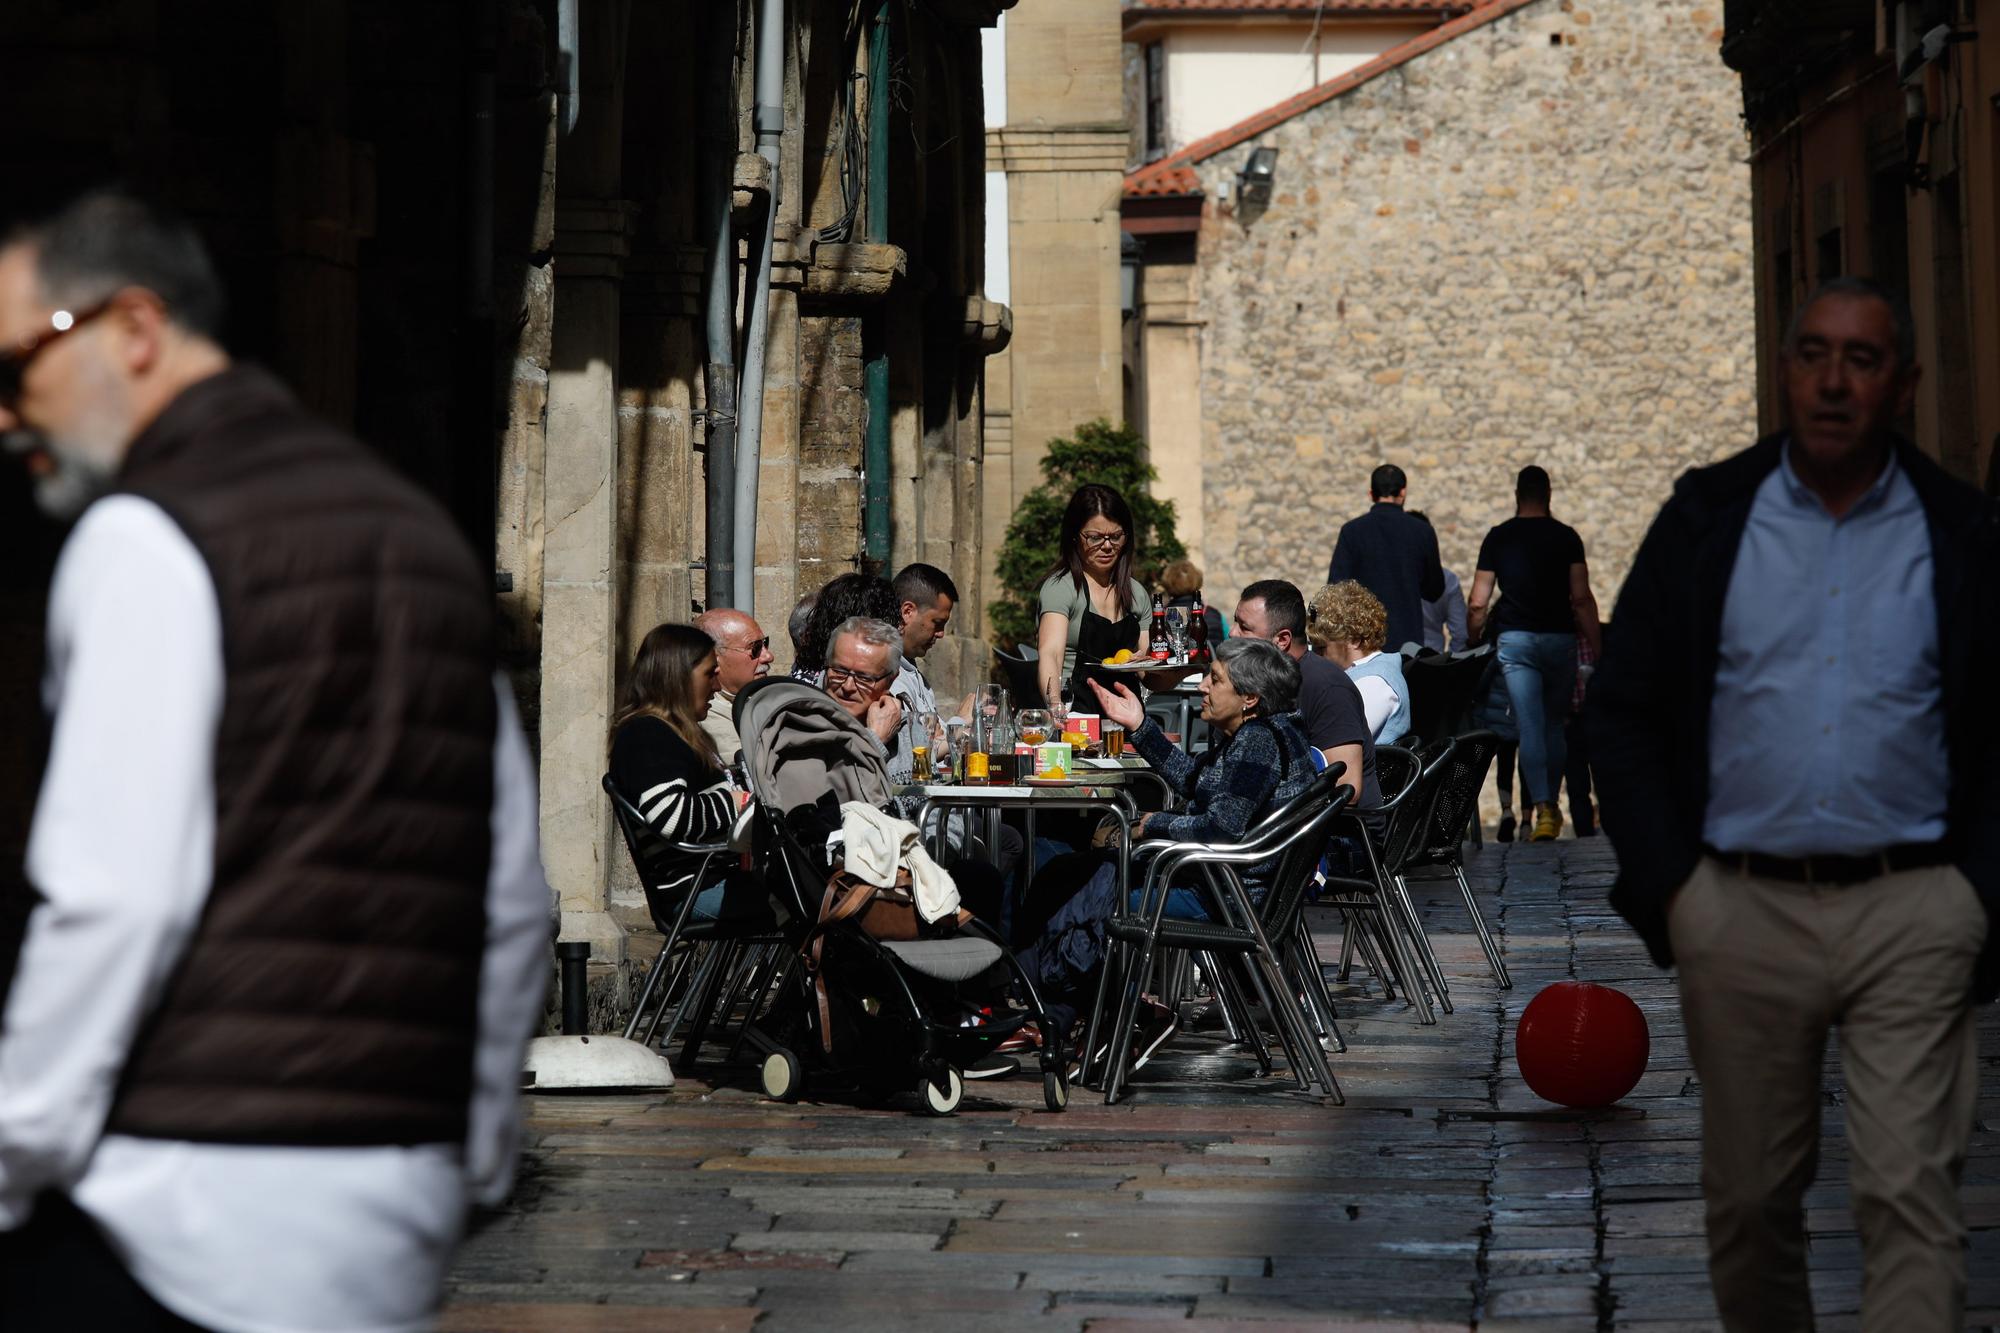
[0,189,550,1331]
[1590,277,1999,1331]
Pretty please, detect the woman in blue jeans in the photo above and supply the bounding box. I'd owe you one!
[1015,637,1318,1058]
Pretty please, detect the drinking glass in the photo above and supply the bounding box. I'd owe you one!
[1164,605,1190,663]
[973,684,1008,752]
[1014,707,1053,747]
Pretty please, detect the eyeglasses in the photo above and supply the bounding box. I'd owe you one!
[1079,530,1127,550]
[0,299,116,403]
[721,637,771,657]
[825,662,892,687]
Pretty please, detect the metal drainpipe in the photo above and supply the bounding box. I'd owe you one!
[556,0,580,138]
[700,6,739,607]
[732,0,786,613]
[861,2,893,568]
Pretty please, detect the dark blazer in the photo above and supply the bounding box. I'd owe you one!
[1327,502,1445,653]
[1586,432,2000,1000]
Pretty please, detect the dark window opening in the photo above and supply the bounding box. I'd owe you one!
[1144,43,1166,159]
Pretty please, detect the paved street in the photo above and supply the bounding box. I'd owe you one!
[445,839,2000,1331]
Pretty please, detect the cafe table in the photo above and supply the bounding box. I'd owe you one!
[905,760,1153,943]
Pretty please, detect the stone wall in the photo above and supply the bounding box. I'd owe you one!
[1189,0,1755,615]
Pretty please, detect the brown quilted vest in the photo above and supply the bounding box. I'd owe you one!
[102,365,497,1146]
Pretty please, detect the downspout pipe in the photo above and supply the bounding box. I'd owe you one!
[861,2,893,568]
[556,0,580,138]
[700,6,739,607]
[732,0,786,613]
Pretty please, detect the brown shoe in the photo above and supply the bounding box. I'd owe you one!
[1530,803,1563,842]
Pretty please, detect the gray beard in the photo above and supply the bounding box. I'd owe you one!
[5,432,112,521]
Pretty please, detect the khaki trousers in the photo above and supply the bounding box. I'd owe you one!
[1669,857,1984,1333]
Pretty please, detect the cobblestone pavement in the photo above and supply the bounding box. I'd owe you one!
[445,839,2000,1331]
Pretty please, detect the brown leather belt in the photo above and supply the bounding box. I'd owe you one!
[1702,841,1953,886]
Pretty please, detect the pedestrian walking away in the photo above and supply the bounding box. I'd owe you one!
[1588,276,2000,1333]
[1325,463,1446,656]
[0,189,551,1333]
[1407,510,1469,653]
[1468,465,1601,841]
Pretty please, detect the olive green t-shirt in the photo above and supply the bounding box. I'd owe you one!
[1037,573,1152,676]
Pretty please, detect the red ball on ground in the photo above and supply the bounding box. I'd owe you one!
[1514,981,1649,1108]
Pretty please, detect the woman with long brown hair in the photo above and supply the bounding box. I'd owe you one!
[609,623,768,924]
[1033,484,1153,712]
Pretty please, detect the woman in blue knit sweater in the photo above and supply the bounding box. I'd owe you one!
[1015,637,1317,1053]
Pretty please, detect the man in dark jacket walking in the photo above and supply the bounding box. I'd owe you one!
[1588,277,1999,1333]
[1326,463,1445,654]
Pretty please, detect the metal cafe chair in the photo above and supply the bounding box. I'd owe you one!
[1321,740,1460,1023]
[603,775,778,1064]
[1081,766,1355,1105]
[1399,729,1510,988]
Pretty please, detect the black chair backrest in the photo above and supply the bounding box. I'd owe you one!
[1376,738,1457,876]
[1375,745,1420,803]
[1256,773,1355,937]
[993,646,1042,705]
[603,773,690,934]
[1400,644,1495,747]
[1409,729,1500,867]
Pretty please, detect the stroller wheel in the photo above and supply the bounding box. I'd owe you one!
[761,1048,804,1103]
[1043,1066,1069,1112]
[918,1065,963,1116]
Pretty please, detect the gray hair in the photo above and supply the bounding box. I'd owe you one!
[787,589,819,658]
[828,615,903,675]
[1213,636,1298,716]
[1783,276,1917,371]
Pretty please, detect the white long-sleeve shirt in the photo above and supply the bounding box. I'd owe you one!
[0,496,552,1333]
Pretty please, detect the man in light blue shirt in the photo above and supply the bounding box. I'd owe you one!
[1590,278,1999,1333]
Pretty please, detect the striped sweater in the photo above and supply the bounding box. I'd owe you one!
[609,716,736,902]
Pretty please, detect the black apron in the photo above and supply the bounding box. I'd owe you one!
[1069,603,1142,712]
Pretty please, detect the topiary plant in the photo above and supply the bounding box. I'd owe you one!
[989,418,1187,650]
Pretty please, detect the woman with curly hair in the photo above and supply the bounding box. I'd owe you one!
[1308,580,1411,745]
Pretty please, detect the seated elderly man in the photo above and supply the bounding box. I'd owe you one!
[1309,581,1410,745]
[693,607,774,762]
[821,616,904,753]
[1014,637,1320,1063]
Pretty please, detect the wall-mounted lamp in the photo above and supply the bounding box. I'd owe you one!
[1120,232,1145,318]
[1237,146,1279,206]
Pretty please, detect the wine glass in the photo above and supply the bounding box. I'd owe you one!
[1014,707,1053,746]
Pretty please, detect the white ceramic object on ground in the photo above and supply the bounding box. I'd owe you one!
[523,1035,675,1091]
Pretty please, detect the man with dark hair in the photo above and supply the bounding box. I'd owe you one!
[1326,462,1445,653]
[1468,465,1600,842]
[1233,578,1379,816]
[885,562,959,785]
[1589,277,1999,1331]
[0,189,550,1331]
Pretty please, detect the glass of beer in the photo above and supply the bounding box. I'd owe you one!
[1103,722,1124,758]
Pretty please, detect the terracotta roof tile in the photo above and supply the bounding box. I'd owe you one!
[1124,166,1205,197]
[1122,0,1540,199]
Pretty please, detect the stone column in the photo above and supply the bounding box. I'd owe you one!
[540,199,636,960]
[982,0,1127,619]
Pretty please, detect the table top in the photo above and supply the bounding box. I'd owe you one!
[902,781,1134,803]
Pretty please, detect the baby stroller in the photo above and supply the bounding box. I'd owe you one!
[732,677,1070,1115]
